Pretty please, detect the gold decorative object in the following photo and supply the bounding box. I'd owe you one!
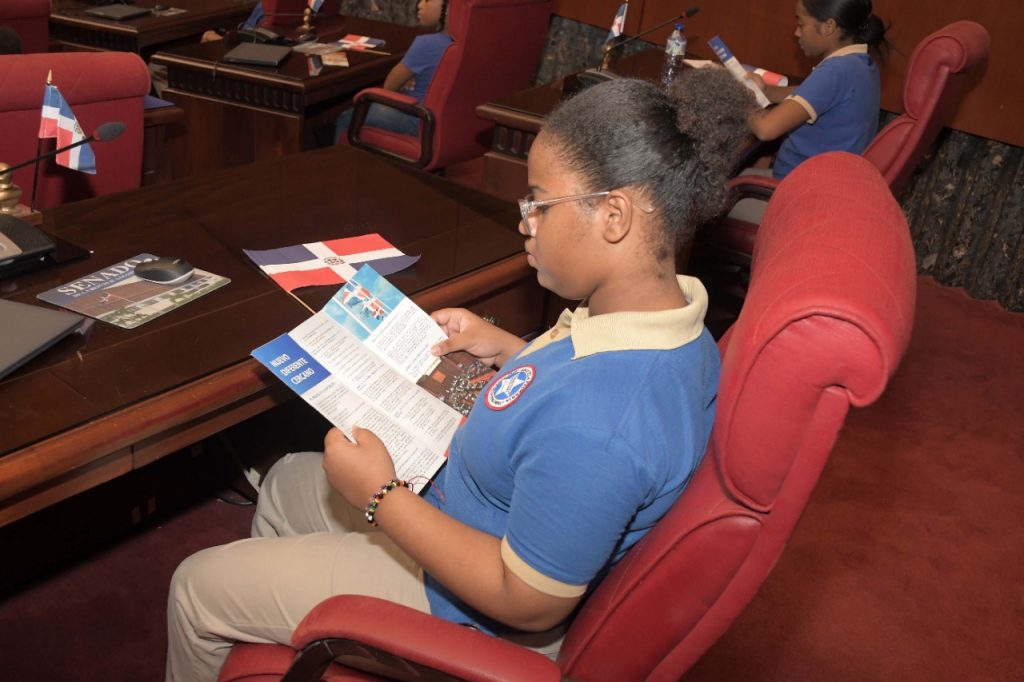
[296,8,317,43]
[0,163,24,215]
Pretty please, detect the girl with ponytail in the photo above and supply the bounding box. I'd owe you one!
[745,0,890,179]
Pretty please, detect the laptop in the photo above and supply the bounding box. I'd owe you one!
[0,299,89,381]
[222,43,292,68]
[84,4,152,20]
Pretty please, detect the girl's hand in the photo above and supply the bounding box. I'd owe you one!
[430,308,526,368]
[743,72,767,91]
[322,427,398,510]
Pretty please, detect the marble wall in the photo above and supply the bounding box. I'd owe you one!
[343,1,1023,311]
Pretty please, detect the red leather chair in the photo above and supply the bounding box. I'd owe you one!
[707,20,990,261]
[345,0,552,171]
[0,0,50,53]
[217,152,917,681]
[0,52,150,210]
[261,0,340,28]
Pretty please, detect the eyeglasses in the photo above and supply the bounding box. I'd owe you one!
[517,191,610,236]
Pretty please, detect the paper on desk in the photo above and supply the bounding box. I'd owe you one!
[292,41,343,55]
[322,52,350,67]
[340,34,385,50]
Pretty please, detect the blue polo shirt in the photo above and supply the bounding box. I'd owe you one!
[422,276,720,631]
[400,32,453,104]
[773,44,880,179]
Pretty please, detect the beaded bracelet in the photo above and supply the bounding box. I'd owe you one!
[364,479,412,526]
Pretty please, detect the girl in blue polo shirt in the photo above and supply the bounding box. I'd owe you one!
[166,69,757,681]
[334,0,452,142]
[747,0,890,178]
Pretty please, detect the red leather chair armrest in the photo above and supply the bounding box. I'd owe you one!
[348,89,436,168]
[284,595,560,682]
[726,174,782,203]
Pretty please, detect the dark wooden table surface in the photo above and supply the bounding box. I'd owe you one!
[0,143,543,526]
[50,0,258,57]
[151,15,423,179]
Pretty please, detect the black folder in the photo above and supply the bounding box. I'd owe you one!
[222,43,292,67]
[84,4,152,20]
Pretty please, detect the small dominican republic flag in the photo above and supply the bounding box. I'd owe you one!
[307,0,325,11]
[340,34,386,50]
[605,2,628,44]
[243,233,419,292]
[38,81,96,175]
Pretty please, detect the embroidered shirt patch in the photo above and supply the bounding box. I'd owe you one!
[485,365,535,411]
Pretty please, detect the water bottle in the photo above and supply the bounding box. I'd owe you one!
[661,23,687,88]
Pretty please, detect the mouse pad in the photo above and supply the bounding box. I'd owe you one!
[37,253,230,329]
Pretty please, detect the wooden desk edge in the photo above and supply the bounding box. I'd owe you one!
[0,253,531,526]
[475,102,546,135]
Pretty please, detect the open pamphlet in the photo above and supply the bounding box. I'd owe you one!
[252,264,494,491]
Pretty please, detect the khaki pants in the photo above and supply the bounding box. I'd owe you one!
[166,452,430,681]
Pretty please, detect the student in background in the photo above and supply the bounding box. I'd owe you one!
[165,68,756,682]
[334,0,451,142]
[746,0,889,179]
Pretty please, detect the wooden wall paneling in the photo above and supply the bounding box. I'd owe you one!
[552,0,645,34]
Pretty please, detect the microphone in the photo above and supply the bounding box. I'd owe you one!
[599,7,700,73]
[563,6,701,98]
[0,122,125,179]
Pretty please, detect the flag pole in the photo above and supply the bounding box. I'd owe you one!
[285,288,316,315]
[29,70,52,212]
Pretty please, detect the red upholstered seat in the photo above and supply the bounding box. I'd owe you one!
[0,0,50,53]
[0,51,150,211]
[217,152,917,681]
[705,20,990,263]
[260,0,340,28]
[344,0,552,171]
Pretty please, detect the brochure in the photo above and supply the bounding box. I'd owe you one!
[252,264,494,490]
[37,253,230,329]
[708,36,772,108]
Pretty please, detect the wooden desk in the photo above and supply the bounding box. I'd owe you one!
[476,49,666,201]
[0,143,542,527]
[50,0,258,58]
[142,103,186,187]
[151,16,422,178]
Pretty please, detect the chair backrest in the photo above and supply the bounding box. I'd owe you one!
[557,152,917,681]
[863,20,989,196]
[0,52,150,211]
[420,0,551,169]
[0,0,50,53]
[260,0,341,27]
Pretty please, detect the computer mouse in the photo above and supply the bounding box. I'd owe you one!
[153,4,167,11]
[134,256,194,285]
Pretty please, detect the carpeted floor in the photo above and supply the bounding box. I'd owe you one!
[0,277,1020,680]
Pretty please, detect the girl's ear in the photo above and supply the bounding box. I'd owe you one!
[601,192,632,244]
[822,17,838,36]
